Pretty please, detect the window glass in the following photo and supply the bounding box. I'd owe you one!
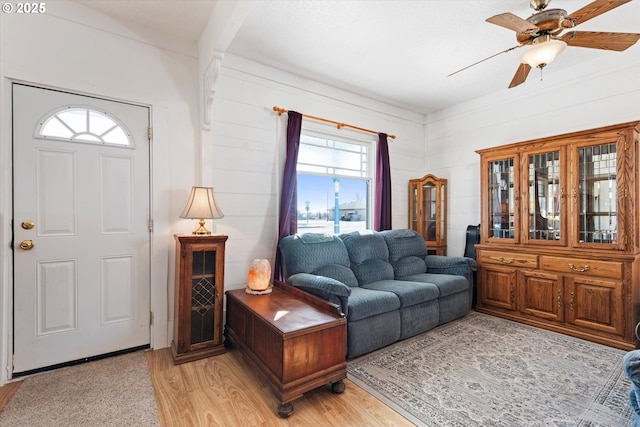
[38,107,133,147]
[297,132,372,234]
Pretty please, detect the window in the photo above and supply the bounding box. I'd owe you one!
[297,130,373,234]
[37,106,133,147]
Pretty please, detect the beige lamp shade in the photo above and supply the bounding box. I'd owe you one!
[180,186,224,235]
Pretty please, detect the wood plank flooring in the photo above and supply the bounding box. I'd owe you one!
[0,348,412,426]
[0,380,22,414]
[147,347,413,426]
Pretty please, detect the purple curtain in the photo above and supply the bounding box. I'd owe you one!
[374,132,392,231]
[275,111,302,281]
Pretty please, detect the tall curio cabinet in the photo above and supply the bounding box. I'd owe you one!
[475,121,640,350]
[172,234,228,364]
[409,174,447,255]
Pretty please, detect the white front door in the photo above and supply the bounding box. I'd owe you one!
[12,83,151,374]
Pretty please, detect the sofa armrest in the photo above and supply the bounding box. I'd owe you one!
[424,255,476,276]
[425,255,476,282]
[287,273,351,316]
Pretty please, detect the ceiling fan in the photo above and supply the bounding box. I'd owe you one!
[451,0,640,88]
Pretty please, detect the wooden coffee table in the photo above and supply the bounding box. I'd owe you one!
[225,281,347,417]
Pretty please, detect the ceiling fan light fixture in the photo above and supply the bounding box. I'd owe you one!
[519,35,566,69]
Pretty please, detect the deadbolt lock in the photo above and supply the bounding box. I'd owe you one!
[21,220,35,230]
[19,240,34,250]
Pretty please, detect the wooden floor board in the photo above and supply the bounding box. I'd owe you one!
[0,380,22,415]
[147,348,413,426]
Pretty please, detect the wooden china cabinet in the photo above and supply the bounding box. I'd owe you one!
[172,234,228,364]
[409,174,447,255]
[475,121,640,350]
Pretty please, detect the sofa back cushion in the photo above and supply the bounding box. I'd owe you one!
[340,231,394,285]
[278,233,359,287]
[380,229,428,277]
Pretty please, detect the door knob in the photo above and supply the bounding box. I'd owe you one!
[21,220,35,230]
[19,240,34,250]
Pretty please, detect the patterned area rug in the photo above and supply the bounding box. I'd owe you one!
[348,312,634,427]
[0,351,159,427]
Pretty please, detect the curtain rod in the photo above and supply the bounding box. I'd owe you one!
[273,106,396,139]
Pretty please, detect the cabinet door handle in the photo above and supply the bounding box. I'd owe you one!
[510,285,515,302]
[499,256,515,264]
[557,290,562,309]
[568,263,590,272]
[569,291,575,310]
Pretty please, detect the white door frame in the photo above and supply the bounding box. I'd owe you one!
[0,76,172,383]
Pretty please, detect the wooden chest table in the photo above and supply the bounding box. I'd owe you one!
[225,282,347,417]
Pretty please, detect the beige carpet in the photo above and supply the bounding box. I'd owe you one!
[348,312,634,427]
[0,351,159,427]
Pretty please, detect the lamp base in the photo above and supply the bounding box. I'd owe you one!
[245,286,273,295]
[192,219,211,235]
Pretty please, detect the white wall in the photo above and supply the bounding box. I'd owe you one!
[426,54,640,257]
[207,54,426,291]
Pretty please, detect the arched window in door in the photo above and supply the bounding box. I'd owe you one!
[36,106,134,147]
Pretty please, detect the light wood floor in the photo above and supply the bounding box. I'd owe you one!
[147,347,413,426]
[0,348,413,426]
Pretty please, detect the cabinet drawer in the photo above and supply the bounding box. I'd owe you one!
[540,256,623,279]
[479,250,538,268]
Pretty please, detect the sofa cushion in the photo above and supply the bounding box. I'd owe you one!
[340,231,394,284]
[380,229,429,276]
[278,233,359,287]
[347,287,400,322]
[401,273,469,298]
[361,279,439,307]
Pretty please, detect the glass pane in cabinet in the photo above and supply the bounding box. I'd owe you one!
[577,143,617,244]
[191,250,216,344]
[489,159,515,239]
[410,184,418,232]
[528,151,561,241]
[439,181,446,241]
[422,182,436,240]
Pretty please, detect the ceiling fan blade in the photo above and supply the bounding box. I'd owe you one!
[486,12,539,34]
[509,63,532,88]
[565,0,631,26]
[561,31,640,51]
[448,44,525,77]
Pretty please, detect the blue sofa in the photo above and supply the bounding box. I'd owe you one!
[278,229,475,358]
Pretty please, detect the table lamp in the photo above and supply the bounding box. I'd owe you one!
[180,186,224,235]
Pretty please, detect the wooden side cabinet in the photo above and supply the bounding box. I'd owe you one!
[225,282,347,418]
[172,234,228,364]
[409,174,447,255]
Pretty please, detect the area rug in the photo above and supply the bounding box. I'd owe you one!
[347,312,634,427]
[0,351,159,427]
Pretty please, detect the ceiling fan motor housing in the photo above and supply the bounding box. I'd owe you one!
[529,0,551,11]
[517,9,574,43]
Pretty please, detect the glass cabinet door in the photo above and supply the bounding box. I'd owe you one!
[410,182,419,233]
[575,142,618,246]
[525,149,564,245]
[422,181,437,241]
[190,248,218,345]
[488,157,518,241]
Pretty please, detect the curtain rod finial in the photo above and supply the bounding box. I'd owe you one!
[273,106,287,116]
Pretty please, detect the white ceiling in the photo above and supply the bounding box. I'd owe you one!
[76,0,640,114]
